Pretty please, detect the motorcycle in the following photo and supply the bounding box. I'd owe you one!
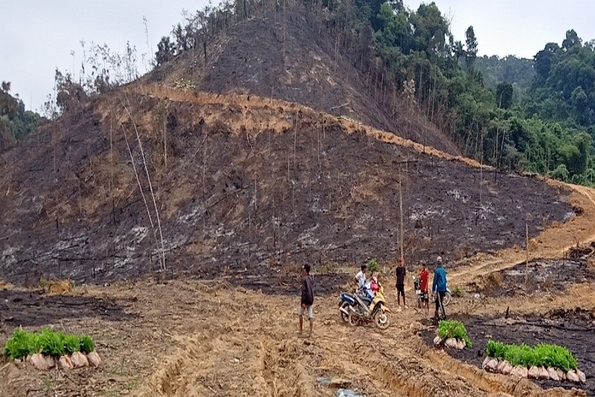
[345,285,390,329]
[339,292,357,323]
[431,286,452,306]
[412,275,429,307]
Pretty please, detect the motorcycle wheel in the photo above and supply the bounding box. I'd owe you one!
[348,310,359,327]
[374,310,390,330]
[442,292,452,306]
[339,302,350,323]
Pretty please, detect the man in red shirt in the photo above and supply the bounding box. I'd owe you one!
[419,262,430,314]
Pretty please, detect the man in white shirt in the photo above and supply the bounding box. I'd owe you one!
[354,264,367,290]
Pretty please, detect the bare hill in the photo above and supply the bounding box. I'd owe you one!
[149,11,460,156]
[0,86,572,285]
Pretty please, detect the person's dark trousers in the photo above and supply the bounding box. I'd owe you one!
[434,291,446,319]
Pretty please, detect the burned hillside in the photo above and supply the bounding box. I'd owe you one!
[149,10,460,156]
[0,87,572,285]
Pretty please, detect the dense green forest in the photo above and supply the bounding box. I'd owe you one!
[5,0,595,186]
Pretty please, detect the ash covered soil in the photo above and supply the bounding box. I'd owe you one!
[0,89,574,286]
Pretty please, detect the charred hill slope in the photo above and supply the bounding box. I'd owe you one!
[0,86,572,285]
[148,10,460,156]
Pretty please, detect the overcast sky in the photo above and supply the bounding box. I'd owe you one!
[1,1,594,112]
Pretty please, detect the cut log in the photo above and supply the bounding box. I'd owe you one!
[482,356,491,369]
[556,369,566,381]
[456,339,466,350]
[433,336,442,346]
[445,338,458,348]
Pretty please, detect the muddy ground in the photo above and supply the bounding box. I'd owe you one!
[423,309,595,395]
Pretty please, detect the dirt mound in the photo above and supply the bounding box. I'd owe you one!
[148,10,460,155]
[0,87,573,285]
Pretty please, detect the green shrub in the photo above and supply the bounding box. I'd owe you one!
[3,329,95,360]
[438,320,472,348]
[367,259,379,273]
[485,340,577,371]
[38,329,65,357]
[79,335,95,354]
[4,329,40,360]
[63,334,81,354]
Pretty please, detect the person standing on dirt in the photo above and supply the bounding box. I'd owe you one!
[299,264,314,337]
[419,262,430,314]
[432,256,448,321]
[395,257,407,308]
[354,264,367,291]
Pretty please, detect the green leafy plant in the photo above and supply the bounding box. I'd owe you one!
[79,335,95,354]
[3,329,40,360]
[485,340,577,371]
[63,334,81,354]
[438,320,472,348]
[367,259,379,273]
[38,329,65,357]
[3,329,95,360]
[39,278,48,288]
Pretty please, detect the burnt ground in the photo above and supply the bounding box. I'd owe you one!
[0,289,134,329]
[471,259,595,298]
[150,10,460,156]
[422,310,595,395]
[0,93,573,287]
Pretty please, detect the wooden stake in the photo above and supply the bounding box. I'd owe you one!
[525,222,529,288]
[399,168,404,262]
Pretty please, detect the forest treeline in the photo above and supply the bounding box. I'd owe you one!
[4,0,595,186]
[0,82,46,151]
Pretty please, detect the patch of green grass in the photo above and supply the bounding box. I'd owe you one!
[3,329,95,360]
[485,340,577,371]
[39,278,48,288]
[438,320,472,348]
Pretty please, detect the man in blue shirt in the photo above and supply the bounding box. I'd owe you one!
[432,256,447,320]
